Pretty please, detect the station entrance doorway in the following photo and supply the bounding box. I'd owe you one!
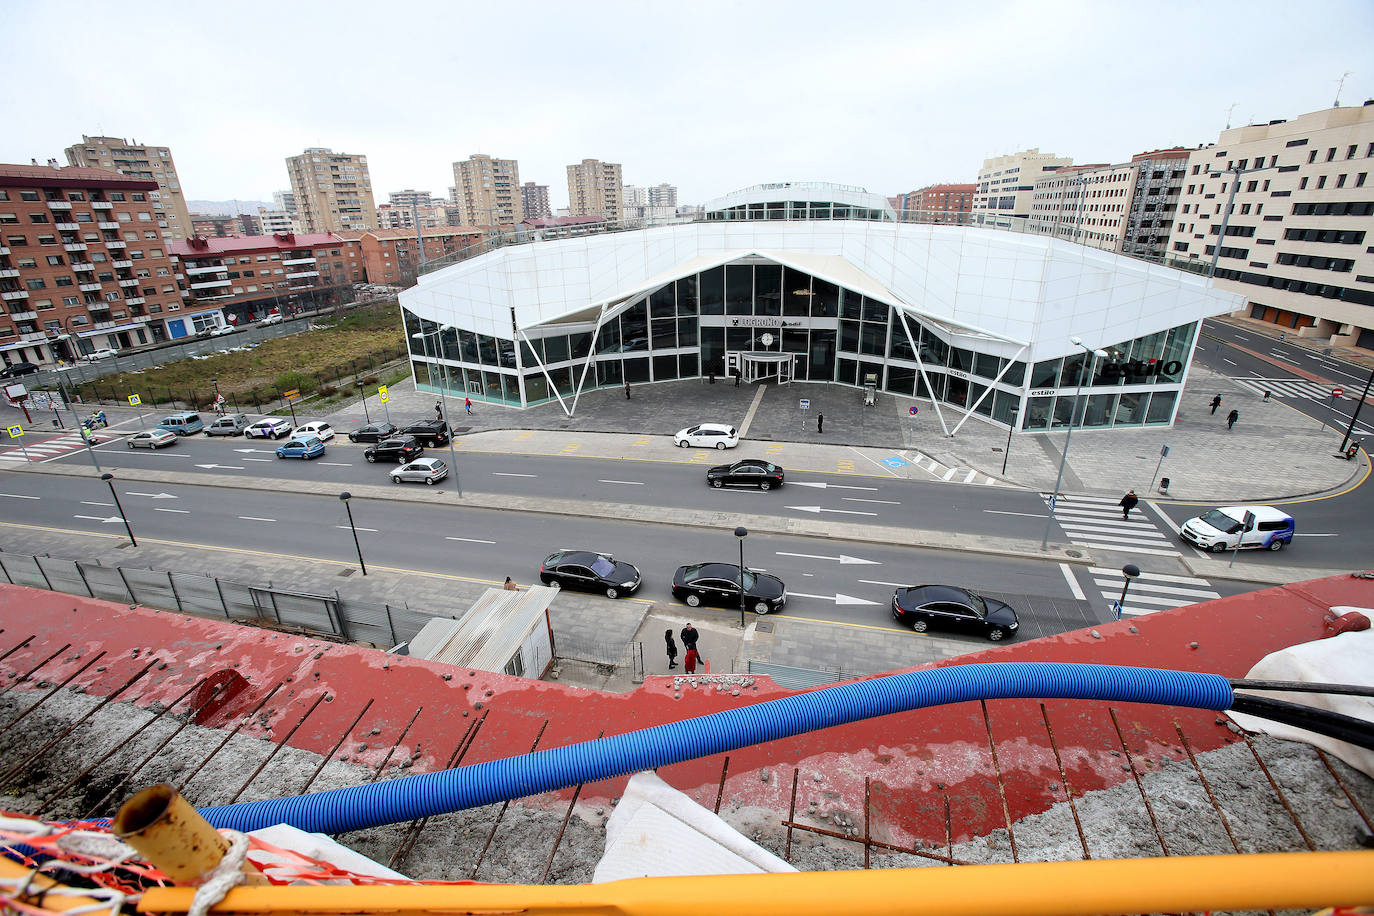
[727,351,796,384]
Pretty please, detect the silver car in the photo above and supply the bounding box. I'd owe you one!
[127,429,178,449]
[205,413,250,436]
[391,457,449,485]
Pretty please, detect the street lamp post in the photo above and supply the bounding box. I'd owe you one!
[1339,363,1374,453]
[1207,164,1275,278]
[1001,404,1020,476]
[101,473,136,547]
[211,377,220,415]
[1116,563,1141,620]
[734,526,749,628]
[1040,337,1110,550]
[411,327,463,497]
[339,492,367,576]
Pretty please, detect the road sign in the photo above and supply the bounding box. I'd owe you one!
[1331,387,1344,398]
[798,398,810,409]
[283,388,300,401]
[908,406,919,416]
[128,394,141,406]
[379,390,390,404]
[6,425,22,438]
[379,385,388,395]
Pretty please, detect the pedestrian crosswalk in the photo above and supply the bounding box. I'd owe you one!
[1229,376,1336,400]
[0,432,106,462]
[1086,566,1221,615]
[901,450,1000,486]
[1043,493,1182,557]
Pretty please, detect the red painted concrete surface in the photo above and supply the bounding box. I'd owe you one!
[1,574,1368,847]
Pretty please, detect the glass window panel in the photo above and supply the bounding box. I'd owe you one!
[488,368,515,399]
[726,328,754,352]
[862,297,887,322]
[920,330,948,366]
[1023,395,1052,430]
[478,334,498,366]
[992,390,1020,425]
[860,322,886,356]
[649,286,675,319]
[699,267,723,314]
[439,327,459,361]
[725,265,752,315]
[840,289,863,319]
[595,321,620,354]
[678,352,699,378]
[1003,360,1026,386]
[812,279,839,317]
[946,376,970,407]
[1145,390,1177,424]
[543,334,569,363]
[459,329,480,363]
[653,354,678,381]
[1114,391,1145,426]
[498,338,517,369]
[839,319,860,353]
[701,327,725,375]
[860,360,884,388]
[520,339,541,366]
[809,329,836,379]
[974,352,1003,379]
[783,267,811,315]
[651,318,676,349]
[569,332,591,361]
[620,303,648,351]
[1052,394,1077,429]
[1158,323,1193,383]
[524,372,550,403]
[889,321,915,359]
[1082,393,1116,428]
[886,365,915,396]
[972,383,994,416]
[948,348,973,372]
[836,357,858,386]
[596,358,622,386]
[1058,353,1087,387]
[675,275,699,314]
[755,264,781,316]
[623,357,650,383]
[677,317,698,347]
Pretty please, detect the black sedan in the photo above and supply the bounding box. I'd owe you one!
[891,584,1019,641]
[364,436,423,463]
[539,549,641,599]
[706,459,785,490]
[672,562,787,615]
[348,422,398,443]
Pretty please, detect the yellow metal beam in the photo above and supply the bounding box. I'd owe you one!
[138,850,1374,916]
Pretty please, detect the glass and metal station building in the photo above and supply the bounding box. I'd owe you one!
[400,184,1242,434]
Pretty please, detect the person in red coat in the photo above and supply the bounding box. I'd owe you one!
[684,647,700,674]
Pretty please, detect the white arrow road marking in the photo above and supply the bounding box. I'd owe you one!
[786,505,879,517]
[493,472,536,478]
[153,507,190,514]
[776,551,880,565]
[599,479,644,485]
[788,591,883,606]
[0,493,40,500]
[74,514,124,524]
[842,497,900,505]
[336,525,379,533]
[239,516,276,522]
[126,491,177,499]
[195,463,244,470]
[446,536,496,544]
[787,481,879,490]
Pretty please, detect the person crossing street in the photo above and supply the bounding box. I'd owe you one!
[1119,489,1139,520]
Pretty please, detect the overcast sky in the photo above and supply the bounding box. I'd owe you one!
[4,0,1372,211]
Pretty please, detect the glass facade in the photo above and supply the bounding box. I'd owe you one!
[405,263,1197,432]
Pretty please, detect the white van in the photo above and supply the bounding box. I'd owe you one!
[1179,505,1295,553]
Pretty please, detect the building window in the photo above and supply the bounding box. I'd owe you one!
[1326,148,1336,162]
[29,213,48,224]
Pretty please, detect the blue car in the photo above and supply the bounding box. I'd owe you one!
[275,433,326,460]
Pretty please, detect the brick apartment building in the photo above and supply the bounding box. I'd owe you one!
[897,183,976,222]
[1,163,199,367]
[336,227,484,285]
[190,213,260,238]
[63,135,195,241]
[169,232,365,326]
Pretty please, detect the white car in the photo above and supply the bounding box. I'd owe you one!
[211,325,237,336]
[86,348,119,361]
[257,314,283,326]
[245,417,292,439]
[127,429,178,449]
[392,457,449,485]
[674,423,740,450]
[293,422,334,442]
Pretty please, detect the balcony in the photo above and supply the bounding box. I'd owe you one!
[46,200,72,210]
[0,247,8,256]
[8,309,37,321]
[185,264,227,276]
[64,243,88,252]
[119,278,139,288]
[104,240,127,249]
[181,289,192,298]
[190,278,232,290]
[71,262,95,272]
[91,201,113,210]
[0,269,17,279]
[284,270,319,279]
[2,290,29,301]
[79,282,103,292]
[281,257,317,266]
[97,221,120,230]
[124,297,145,306]
[111,259,133,269]
[55,222,79,231]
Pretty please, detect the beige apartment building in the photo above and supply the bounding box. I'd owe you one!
[452,155,523,228]
[521,181,551,221]
[63,135,194,241]
[973,149,1073,227]
[1167,103,1374,350]
[285,148,376,234]
[1029,162,1138,251]
[566,158,623,220]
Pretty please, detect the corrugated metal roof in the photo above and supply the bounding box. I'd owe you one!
[409,586,555,672]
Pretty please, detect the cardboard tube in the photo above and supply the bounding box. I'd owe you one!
[113,783,257,884]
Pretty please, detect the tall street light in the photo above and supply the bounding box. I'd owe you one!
[339,492,367,576]
[1116,564,1141,620]
[101,473,136,547]
[1339,363,1374,454]
[1041,337,1110,550]
[411,326,463,497]
[1001,404,1020,476]
[734,526,749,628]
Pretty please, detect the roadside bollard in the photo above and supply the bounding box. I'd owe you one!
[1158,476,1170,495]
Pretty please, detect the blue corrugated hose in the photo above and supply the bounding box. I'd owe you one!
[200,662,1233,834]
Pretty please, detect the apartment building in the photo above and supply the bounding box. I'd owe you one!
[286,148,377,234]
[191,214,244,238]
[1028,162,1138,251]
[1,163,192,365]
[388,189,433,210]
[452,155,523,228]
[1120,149,1190,261]
[256,207,297,237]
[566,159,623,220]
[273,190,296,213]
[374,204,445,231]
[972,149,1073,227]
[897,183,976,222]
[1167,103,1374,349]
[336,227,484,286]
[521,182,551,220]
[622,184,649,220]
[63,135,194,241]
[170,232,364,325]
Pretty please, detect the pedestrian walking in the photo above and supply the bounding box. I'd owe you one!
[464,396,472,415]
[1119,489,1139,521]
[679,623,699,653]
[664,629,678,670]
[435,401,443,421]
[684,647,700,674]
[1227,409,1239,430]
[624,379,631,400]
[1263,390,1271,403]
[1209,394,1222,415]
[817,412,825,434]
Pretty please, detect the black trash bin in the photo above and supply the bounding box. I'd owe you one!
[1159,477,1170,493]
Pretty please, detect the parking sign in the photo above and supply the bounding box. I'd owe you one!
[798,398,810,410]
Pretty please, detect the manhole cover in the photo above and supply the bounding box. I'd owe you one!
[756,620,775,633]
[1065,549,1083,558]
[337,567,356,577]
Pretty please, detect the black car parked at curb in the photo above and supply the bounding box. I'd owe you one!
[401,419,450,446]
[671,562,787,615]
[891,584,1020,641]
[706,459,785,490]
[348,422,397,443]
[539,549,642,599]
[364,436,423,463]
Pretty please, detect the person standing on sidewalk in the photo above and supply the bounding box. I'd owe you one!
[684,646,700,674]
[664,629,678,670]
[817,412,825,434]
[1227,408,1239,430]
[1119,489,1139,520]
[679,623,699,654]
[1210,394,1222,415]
[624,379,631,400]
[435,401,444,421]
[464,396,472,415]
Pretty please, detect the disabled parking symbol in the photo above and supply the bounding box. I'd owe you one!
[882,456,909,469]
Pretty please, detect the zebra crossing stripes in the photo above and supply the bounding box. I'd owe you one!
[902,450,999,486]
[1229,377,1336,400]
[0,432,103,462]
[1043,493,1182,556]
[1087,566,1220,615]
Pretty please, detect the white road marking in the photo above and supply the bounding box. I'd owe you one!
[1293,532,1339,537]
[599,479,644,485]
[788,591,882,606]
[1087,566,1213,585]
[1223,358,1236,365]
[983,509,1044,518]
[786,505,878,517]
[74,514,124,524]
[493,472,536,478]
[858,578,908,588]
[336,525,379,532]
[319,462,352,467]
[126,491,177,499]
[446,536,496,544]
[1060,563,1086,600]
[239,516,277,522]
[243,457,271,462]
[842,497,899,505]
[153,507,191,514]
[776,551,880,565]
[80,501,113,507]
[0,493,40,500]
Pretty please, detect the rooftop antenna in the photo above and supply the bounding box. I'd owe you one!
[1333,71,1353,107]
[1224,103,1238,130]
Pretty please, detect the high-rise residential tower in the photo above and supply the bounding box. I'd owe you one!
[566,159,623,220]
[63,135,194,241]
[452,155,522,228]
[285,148,376,233]
[972,149,1073,227]
[520,182,551,221]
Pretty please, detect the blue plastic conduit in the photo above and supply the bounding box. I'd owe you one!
[200,662,1233,834]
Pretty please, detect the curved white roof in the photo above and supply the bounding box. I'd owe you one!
[401,221,1243,363]
[703,181,896,219]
